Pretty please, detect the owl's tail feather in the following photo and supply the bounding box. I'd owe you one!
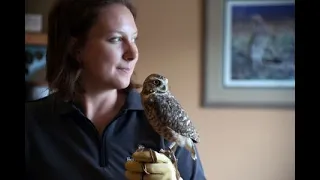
[186,138,197,160]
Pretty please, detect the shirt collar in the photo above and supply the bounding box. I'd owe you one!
[51,89,144,116]
[124,89,144,110]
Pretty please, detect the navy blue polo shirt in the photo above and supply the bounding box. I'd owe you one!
[25,89,206,180]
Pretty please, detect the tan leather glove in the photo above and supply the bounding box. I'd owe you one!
[125,148,182,180]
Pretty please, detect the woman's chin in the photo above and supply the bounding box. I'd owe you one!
[114,78,131,90]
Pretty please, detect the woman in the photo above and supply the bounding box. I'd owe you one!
[25,0,206,179]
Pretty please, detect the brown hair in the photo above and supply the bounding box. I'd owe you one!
[46,0,141,100]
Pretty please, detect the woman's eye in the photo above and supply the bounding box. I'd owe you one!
[133,36,138,43]
[108,37,122,43]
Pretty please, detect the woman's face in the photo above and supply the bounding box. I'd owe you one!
[78,3,138,90]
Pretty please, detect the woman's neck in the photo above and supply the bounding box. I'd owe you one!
[79,89,126,122]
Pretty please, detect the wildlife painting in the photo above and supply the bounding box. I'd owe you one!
[223,0,295,88]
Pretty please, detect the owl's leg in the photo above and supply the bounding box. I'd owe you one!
[160,142,176,155]
[167,142,179,167]
[171,143,178,154]
[168,142,177,151]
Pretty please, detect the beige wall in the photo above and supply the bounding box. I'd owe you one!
[26,0,295,180]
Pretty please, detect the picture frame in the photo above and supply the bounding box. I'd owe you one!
[202,0,295,108]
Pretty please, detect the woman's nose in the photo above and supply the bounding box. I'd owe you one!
[123,42,138,61]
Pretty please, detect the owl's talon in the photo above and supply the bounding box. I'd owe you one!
[158,148,178,165]
[126,157,132,161]
[142,163,150,174]
[137,145,145,152]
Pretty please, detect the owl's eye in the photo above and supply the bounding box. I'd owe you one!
[153,80,161,85]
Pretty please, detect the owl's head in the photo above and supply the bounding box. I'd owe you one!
[141,73,169,95]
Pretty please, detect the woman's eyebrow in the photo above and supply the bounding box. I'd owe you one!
[106,30,138,36]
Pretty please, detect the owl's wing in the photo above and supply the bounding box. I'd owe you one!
[151,93,200,143]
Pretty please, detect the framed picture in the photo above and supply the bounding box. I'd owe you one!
[202,0,295,108]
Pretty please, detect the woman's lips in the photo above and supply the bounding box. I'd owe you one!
[117,67,131,74]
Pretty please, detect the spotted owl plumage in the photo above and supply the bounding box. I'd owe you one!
[140,73,200,160]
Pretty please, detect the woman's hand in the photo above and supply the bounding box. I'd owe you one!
[125,148,182,180]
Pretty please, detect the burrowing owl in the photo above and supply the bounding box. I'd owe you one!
[248,14,277,70]
[140,73,200,160]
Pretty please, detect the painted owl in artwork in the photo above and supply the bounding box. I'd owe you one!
[140,73,200,160]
